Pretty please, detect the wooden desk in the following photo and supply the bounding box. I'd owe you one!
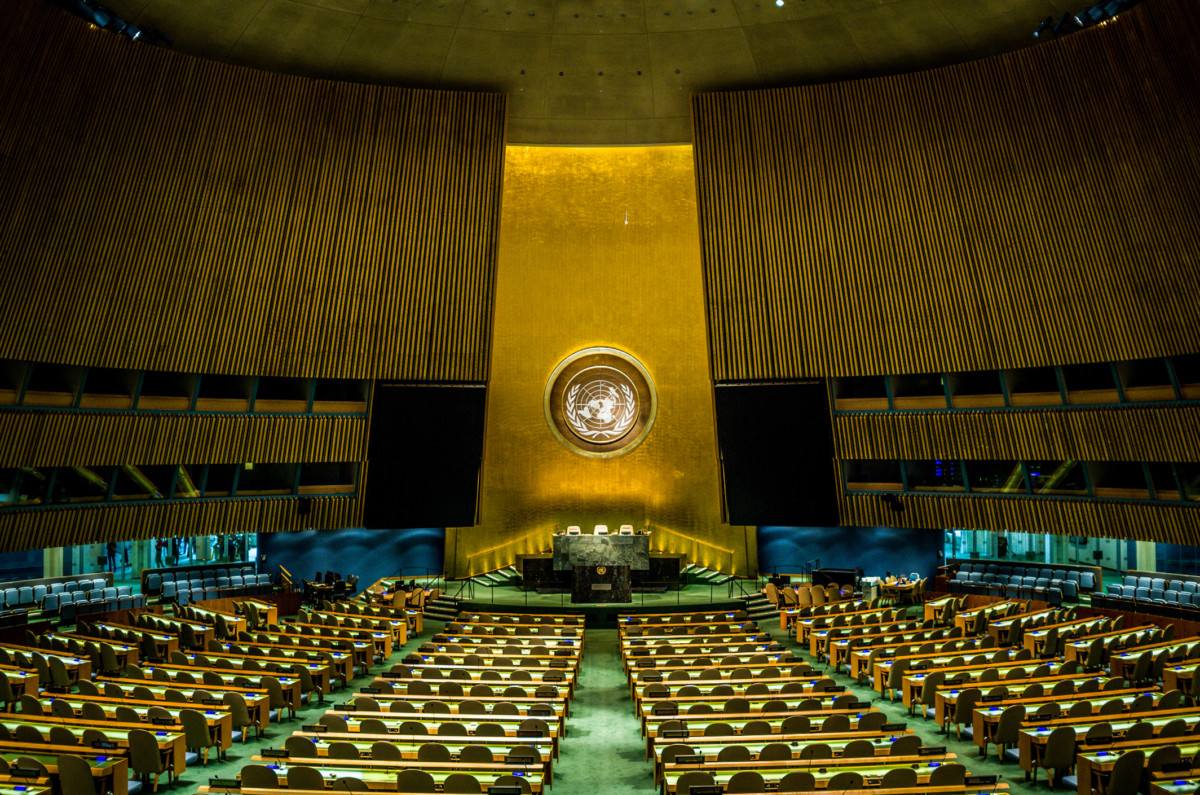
[1060,625,1157,663]
[1109,639,1200,680]
[1015,707,1200,777]
[86,622,181,657]
[33,694,235,751]
[189,606,249,638]
[899,662,1075,708]
[648,729,919,787]
[331,700,568,737]
[437,634,581,652]
[221,637,374,674]
[826,626,950,670]
[308,610,407,647]
[281,734,554,783]
[643,708,882,758]
[449,622,581,640]
[329,713,561,758]
[633,675,841,714]
[133,664,304,715]
[850,639,987,684]
[142,617,216,650]
[0,742,129,795]
[46,632,139,669]
[924,596,956,622]
[638,692,858,734]
[248,757,545,793]
[985,610,1057,642]
[1021,617,1109,655]
[662,752,957,794]
[177,650,341,695]
[1076,737,1200,795]
[284,621,392,659]
[629,662,816,698]
[234,598,280,628]
[455,612,581,626]
[953,600,1019,631]
[0,716,187,778]
[0,644,92,682]
[961,686,1160,739]
[92,676,274,729]
[409,650,581,675]
[0,665,39,695]
[386,665,577,699]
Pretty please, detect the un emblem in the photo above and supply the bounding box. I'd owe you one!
[545,347,656,458]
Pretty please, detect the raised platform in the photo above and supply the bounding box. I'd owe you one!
[453,583,748,626]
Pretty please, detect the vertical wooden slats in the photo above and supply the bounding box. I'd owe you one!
[692,0,1200,381]
[0,0,506,381]
[838,491,1200,543]
[0,495,364,551]
[0,411,368,468]
[832,405,1200,463]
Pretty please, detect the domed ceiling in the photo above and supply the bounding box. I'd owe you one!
[103,0,1074,144]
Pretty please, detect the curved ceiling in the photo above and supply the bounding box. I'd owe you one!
[103,0,1074,144]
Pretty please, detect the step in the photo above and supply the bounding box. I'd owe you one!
[708,574,733,586]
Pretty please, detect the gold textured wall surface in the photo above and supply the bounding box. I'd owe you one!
[839,491,1200,544]
[692,0,1200,381]
[0,0,505,381]
[445,146,755,577]
[0,495,362,552]
[0,411,366,468]
[835,405,1200,463]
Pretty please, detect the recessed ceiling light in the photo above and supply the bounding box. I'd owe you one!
[776,0,785,6]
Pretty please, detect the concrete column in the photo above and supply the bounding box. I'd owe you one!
[1135,540,1156,572]
[43,547,63,578]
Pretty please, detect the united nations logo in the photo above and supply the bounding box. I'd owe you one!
[563,367,638,442]
[545,347,657,458]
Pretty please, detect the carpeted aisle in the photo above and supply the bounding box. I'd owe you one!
[550,629,656,793]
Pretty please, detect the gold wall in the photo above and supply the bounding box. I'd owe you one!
[445,146,755,577]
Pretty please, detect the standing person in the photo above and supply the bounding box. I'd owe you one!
[155,538,165,567]
[106,541,117,571]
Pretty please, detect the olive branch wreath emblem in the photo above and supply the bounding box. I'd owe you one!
[565,382,637,440]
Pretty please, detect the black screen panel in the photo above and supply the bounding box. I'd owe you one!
[714,381,838,526]
[364,384,486,528]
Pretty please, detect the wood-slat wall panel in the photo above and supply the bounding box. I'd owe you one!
[692,0,1200,381]
[0,0,506,381]
[834,405,1200,463]
[0,495,363,552]
[838,491,1200,544]
[0,411,367,468]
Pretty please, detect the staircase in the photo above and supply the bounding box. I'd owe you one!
[739,591,779,622]
[469,565,520,588]
[423,593,460,622]
[682,563,732,586]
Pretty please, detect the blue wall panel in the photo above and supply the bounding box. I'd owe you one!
[1155,542,1200,577]
[757,526,942,579]
[257,527,445,587]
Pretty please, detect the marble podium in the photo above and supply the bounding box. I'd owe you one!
[571,565,631,603]
[553,534,650,603]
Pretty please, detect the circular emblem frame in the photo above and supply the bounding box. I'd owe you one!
[544,347,657,458]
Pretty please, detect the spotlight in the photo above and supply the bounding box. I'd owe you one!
[1033,16,1054,37]
[1052,12,1079,35]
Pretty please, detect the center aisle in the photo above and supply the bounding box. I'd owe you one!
[552,629,654,793]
